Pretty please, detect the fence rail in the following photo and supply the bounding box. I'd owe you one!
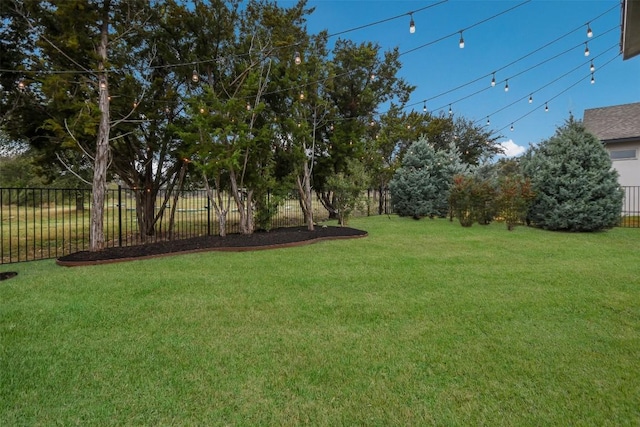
[1,186,392,265]
[620,186,640,227]
[1,186,636,265]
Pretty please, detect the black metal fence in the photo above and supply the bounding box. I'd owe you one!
[620,186,640,227]
[1,186,636,265]
[0,186,392,265]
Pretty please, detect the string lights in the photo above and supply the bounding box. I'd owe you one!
[4,0,621,141]
[494,53,620,134]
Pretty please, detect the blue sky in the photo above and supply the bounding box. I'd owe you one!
[285,0,640,157]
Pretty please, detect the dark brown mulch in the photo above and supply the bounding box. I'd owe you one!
[56,226,367,267]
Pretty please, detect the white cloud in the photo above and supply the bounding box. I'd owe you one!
[497,139,526,158]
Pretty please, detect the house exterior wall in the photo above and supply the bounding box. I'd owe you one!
[605,139,640,187]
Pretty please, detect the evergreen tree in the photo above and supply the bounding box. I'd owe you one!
[389,138,456,219]
[521,117,623,231]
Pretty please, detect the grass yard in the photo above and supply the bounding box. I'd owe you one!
[1,216,639,425]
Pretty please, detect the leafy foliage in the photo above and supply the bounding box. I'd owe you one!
[326,159,370,226]
[496,175,535,230]
[449,175,497,227]
[522,118,623,231]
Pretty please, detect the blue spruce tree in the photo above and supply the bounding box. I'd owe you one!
[522,117,623,231]
[390,138,462,219]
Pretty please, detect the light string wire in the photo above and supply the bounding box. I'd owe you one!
[425,26,618,115]
[326,0,449,39]
[406,2,618,109]
[0,0,449,76]
[1,1,622,138]
[399,0,533,57]
[470,43,620,126]
[493,52,622,134]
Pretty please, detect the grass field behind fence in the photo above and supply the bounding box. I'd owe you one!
[1,216,639,425]
[0,193,334,263]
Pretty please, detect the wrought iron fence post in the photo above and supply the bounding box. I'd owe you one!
[207,193,211,236]
[118,185,123,247]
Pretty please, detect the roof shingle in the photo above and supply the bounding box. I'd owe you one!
[583,102,640,142]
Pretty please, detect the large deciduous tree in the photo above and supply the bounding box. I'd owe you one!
[316,39,414,218]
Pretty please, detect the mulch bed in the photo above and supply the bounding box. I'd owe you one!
[56,226,367,267]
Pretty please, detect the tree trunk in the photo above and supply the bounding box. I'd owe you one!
[295,164,314,231]
[230,168,255,235]
[319,190,338,219]
[203,172,229,237]
[89,0,111,252]
[168,161,187,240]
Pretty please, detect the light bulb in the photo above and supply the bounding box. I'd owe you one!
[504,80,509,92]
[459,31,465,49]
[409,14,415,34]
[133,99,138,108]
[294,51,301,65]
[423,102,427,113]
[528,95,533,104]
[486,117,490,125]
[192,70,199,83]
[591,73,595,84]
[544,102,549,112]
[584,42,590,57]
[200,107,205,114]
[590,60,595,73]
[510,124,514,131]
[246,102,251,111]
[587,23,593,38]
[448,105,453,116]
[491,73,496,87]
[299,91,304,100]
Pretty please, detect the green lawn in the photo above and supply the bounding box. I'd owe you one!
[1,216,639,425]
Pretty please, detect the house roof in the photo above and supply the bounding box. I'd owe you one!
[583,102,640,142]
[621,0,640,60]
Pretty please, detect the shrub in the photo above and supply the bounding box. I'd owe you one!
[449,175,497,227]
[496,175,535,230]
